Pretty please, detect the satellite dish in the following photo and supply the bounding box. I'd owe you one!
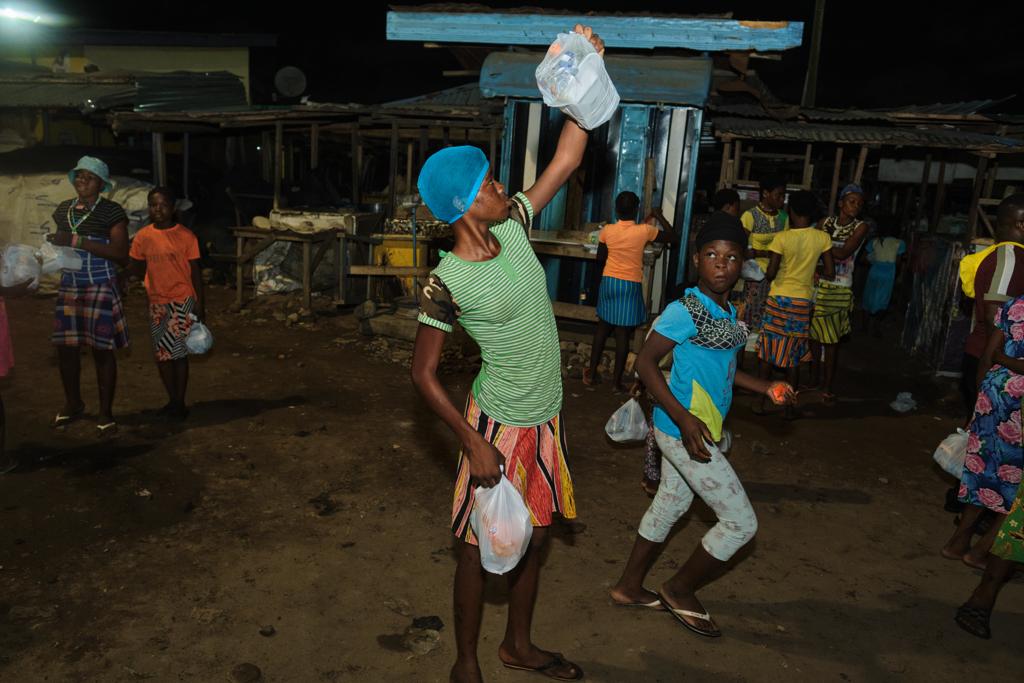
[274,66,307,98]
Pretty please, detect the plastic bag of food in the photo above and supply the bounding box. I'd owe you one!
[470,469,533,575]
[741,259,765,282]
[185,316,214,354]
[535,31,619,130]
[605,397,649,443]
[1,244,41,288]
[933,429,968,478]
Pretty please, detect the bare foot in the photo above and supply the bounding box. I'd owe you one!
[963,552,990,570]
[609,585,662,608]
[449,660,483,683]
[640,478,659,497]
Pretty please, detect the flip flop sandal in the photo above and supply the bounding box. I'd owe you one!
[658,591,722,638]
[612,597,664,610]
[502,653,583,681]
[53,408,85,428]
[582,368,599,386]
[96,422,118,436]
[954,604,992,639]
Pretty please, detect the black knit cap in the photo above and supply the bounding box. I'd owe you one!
[695,212,747,249]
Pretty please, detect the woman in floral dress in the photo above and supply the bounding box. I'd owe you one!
[943,295,1024,568]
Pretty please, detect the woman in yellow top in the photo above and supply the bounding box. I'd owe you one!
[585,191,676,391]
[740,175,788,331]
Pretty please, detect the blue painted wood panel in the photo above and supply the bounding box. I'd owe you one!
[387,12,803,51]
[480,53,712,107]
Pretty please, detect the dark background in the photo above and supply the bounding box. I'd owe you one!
[48,1,1024,109]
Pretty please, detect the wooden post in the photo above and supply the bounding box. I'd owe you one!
[419,126,429,179]
[235,234,245,308]
[828,146,844,214]
[302,240,312,311]
[717,140,732,188]
[273,122,283,211]
[732,141,742,184]
[388,123,399,217]
[311,124,320,170]
[182,132,190,199]
[151,132,167,187]
[984,160,999,199]
[931,156,947,232]
[914,153,932,231]
[853,145,869,184]
[405,142,414,194]
[802,143,813,188]
[968,155,989,240]
[489,127,498,172]
[350,125,361,207]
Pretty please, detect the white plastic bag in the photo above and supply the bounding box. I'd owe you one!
[535,31,620,130]
[605,397,649,443]
[741,259,765,282]
[470,470,533,575]
[0,244,40,288]
[186,316,214,354]
[37,242,82,274]
[934,429,968,478]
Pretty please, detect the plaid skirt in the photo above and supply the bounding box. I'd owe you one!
[52,280,129,351]
[149,298,195,361]
[758,296,813,368]
[452,393,577,545]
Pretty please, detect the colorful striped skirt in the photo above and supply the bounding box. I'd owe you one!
[596,275,646,327]
[149,298,195,361]
[757,296,813,368]
[52,280,129,351]
[810,282,854,344]
[452,393,577,545]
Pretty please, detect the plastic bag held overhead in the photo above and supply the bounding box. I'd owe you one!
[470,468,533,575]
[535,31,620,130]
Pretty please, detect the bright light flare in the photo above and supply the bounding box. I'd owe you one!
[0,5,61,25]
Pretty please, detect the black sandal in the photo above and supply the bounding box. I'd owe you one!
[954,604,992,639]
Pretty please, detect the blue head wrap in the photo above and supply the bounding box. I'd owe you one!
[840,183,863,199]
[417,146,489,224]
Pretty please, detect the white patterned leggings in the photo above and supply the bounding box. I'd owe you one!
[638,428,758,562]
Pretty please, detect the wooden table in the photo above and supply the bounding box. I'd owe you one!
[230,226,341,310]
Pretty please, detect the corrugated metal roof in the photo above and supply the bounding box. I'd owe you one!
[712,116,1024,151]
[383,83,502,114]
[0,71,247,112]
[480,52,712,106]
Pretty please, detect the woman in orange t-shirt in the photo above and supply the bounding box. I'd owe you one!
[585,191,676,391]
[129,187,204,420]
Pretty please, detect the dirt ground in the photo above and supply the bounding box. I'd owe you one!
[1,284,1021,683]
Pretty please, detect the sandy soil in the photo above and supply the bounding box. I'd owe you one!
[0,286,1020,682]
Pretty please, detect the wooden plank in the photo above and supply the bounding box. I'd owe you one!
[311,123,320,169]
[802,143,813,188]
[351,125,361,207]
[238,236,277,264]
[152,132,167,187]
[978,205,995,237]
[733,140,742,184]
[405,142,414,194]
[388,122,399,217]
[551,301,598,322]
[386,12,805,51]
[853,145,869,184]
[828,146,844,214]
[530,242,597,260]
[347,265,432,276]
[717,141,731,188]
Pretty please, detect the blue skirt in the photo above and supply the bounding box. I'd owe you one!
[596,275,646,327]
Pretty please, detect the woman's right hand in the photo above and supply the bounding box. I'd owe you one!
[47,232,72,247]
[675,410,713,463]
[463,433,505,488]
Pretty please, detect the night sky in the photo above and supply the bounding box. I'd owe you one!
[46,1,1024,111]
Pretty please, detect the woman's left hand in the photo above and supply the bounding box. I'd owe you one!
[573,24,605,55]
